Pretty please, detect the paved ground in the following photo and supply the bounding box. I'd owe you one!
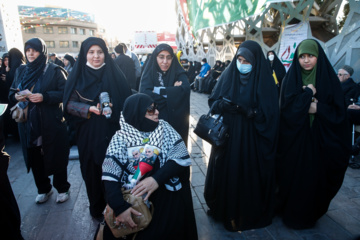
[5,91,360,240]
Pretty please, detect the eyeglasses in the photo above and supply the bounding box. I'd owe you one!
[337,73,348,77]
[157,55,173,62]
[146,103,158,115]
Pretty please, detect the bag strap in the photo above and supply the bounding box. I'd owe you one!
[207,101,223,123]
[206,102,217,118]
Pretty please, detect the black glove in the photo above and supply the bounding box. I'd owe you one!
[218,100,238,114]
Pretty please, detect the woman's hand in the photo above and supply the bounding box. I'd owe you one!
[15,91,27,102]
[303,84,316,96]
[174,81,182,87]
[28,93,43,103]
[115,207,142,229]
[1,74,5,82]
[348,104,360,110]
[89,105,101,115]
[309,102,317,113]
[131,177,159,201]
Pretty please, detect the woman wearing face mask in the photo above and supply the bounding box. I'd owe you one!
[204,40,279,231]
[277,39,350,229]
[267,51,286,91]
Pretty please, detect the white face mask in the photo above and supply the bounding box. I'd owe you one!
[201,62,204,65]
[268,55,274,61]
[236,60,252,74]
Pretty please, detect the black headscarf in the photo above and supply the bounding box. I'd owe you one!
[19,38,47,90]
[267,50,286,84]
[63,37,132,124]
[211,40,277,108]
[213,60,221,70]
[141,44,186,87]
[122,93,158,132]
[0,53,8,74]
[0,49,25,102]
[64,54,75,67]
[8,49,25,73]
[210,39,279,157]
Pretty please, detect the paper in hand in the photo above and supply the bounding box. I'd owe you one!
[18,89,32,96]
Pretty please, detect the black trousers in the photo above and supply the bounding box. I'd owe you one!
[28,146,70,194]
[79,156,106,218]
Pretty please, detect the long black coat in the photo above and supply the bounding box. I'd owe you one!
[9,63,69,175]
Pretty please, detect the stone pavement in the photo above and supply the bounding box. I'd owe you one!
[5,91,360,240]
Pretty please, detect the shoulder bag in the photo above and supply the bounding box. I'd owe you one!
[194,103,229,147]
[99,189,153,239]
[10,86,35,123]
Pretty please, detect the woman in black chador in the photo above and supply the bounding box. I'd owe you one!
[277,39,350,229]
[204,40,279,231]
[98,93,198,239]
[1,49,25,139]
[267,50,286,90]
[63,37,132,220]
[140,44,190,145]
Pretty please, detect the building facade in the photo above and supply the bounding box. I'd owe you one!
[19,6,103,57]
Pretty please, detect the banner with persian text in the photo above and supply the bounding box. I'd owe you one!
[278,22,310,71]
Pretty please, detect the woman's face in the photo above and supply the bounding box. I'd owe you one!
[145,103,159,122]
[26,48,40,63]
[63,58,69,66]
[267,52,274,58]
[299,53,317,71]
[157,50,173,72]
[3,57,9,67]
[87,45,105,68]
[237,56,251,65]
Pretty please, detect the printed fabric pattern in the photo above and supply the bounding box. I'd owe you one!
[102,114,191,191]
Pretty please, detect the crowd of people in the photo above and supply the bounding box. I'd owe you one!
[0,36,358,239]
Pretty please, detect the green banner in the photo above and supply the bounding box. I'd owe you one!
[186,0,269,34]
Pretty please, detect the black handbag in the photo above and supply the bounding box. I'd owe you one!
[194,104,229,147]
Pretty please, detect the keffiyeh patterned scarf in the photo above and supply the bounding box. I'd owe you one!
[102,114,191,191]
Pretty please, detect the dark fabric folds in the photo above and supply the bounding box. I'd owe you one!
[277,39,351,229]
[122,93,158,132]
[64,54,75,67]
[205,40,279,231]
[63,37,132,125]
[19,38,47,91]
[140,44,190,144]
